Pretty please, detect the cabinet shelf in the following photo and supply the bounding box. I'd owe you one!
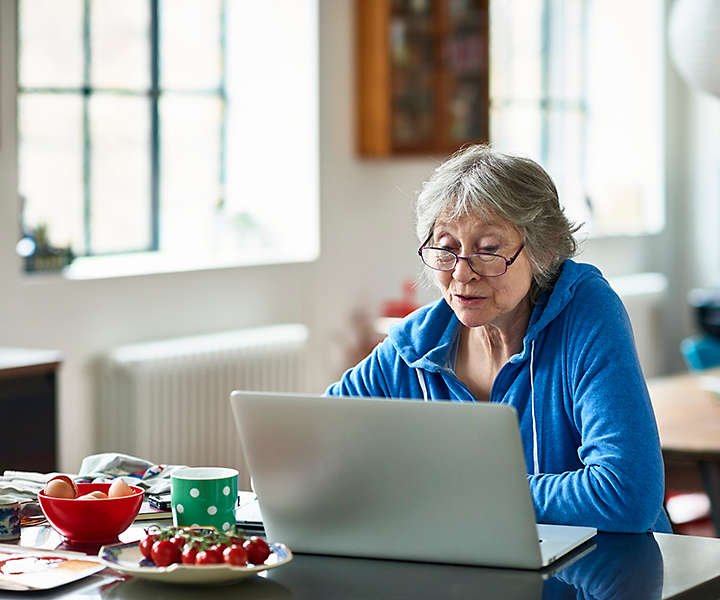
[356,0,489,157]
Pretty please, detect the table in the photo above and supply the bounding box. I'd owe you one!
[3,518,720,599]
[0,348,62,472]
[647,369,720,535]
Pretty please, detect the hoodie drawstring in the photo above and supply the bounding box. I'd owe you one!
[416,368,429,401]
[530,340,539,475]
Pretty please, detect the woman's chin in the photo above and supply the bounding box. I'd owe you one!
[453,308,494,329]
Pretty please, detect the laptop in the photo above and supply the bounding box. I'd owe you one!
[229,391,596,569]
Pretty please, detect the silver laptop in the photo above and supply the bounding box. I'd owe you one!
[230,391,596,569]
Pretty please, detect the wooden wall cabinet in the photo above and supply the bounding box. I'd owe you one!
[356,0,489,157]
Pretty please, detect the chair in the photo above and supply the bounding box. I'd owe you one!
[680,335,720,371]
[664,335,720,536]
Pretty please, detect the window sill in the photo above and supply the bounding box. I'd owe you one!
[44,248,319,281]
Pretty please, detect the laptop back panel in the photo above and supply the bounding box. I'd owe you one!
[231,392,545,568]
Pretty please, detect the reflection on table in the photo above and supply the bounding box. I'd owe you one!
[6,520,720,599]
[265,534,663,600]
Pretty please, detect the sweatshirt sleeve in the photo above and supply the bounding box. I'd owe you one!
[528,280,669,533]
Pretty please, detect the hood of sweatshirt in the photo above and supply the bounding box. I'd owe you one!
[388,260,603,372]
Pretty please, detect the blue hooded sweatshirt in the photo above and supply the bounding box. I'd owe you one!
[327,260,672,533]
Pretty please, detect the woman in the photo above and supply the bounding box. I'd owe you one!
[327,145,671,533]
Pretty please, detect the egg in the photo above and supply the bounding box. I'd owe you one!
[44,475,78,499]
[108,478,133,498]
[77,491,109,500]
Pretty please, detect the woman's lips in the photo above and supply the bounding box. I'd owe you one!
[453,293,487,305]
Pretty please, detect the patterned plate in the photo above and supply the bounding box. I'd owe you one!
[98,540,292,585]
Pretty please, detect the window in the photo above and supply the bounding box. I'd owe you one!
[490,0,664,237]
[17,0,318,275]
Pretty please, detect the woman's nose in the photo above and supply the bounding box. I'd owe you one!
[452,257,477,282]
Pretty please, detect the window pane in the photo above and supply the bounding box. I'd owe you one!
[160,94,221,255]
[490,105,541,160]
[546,0,585,101]
[18,0,84,88]
[90,95,151,253]
[160,0,222,90]
[18,94,84,252]
[489,0,543,102]
[18,94,85,253]
[226,0,319,258]
[90,0,150,90]
[545,108,586,225]
[585,0,663,235]
[544,108,583,181]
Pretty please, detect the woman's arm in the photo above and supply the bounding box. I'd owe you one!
[528,282,669,532]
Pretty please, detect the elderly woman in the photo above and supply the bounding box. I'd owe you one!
[327,145,671,534]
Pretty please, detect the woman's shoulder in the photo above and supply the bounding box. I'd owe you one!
[532,261,629,341]
[551,262,633,340]
[386,298,459,368]
[386,297,449,335]
[555,260,622,307]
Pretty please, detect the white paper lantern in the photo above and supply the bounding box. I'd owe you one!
[668,0,720,97]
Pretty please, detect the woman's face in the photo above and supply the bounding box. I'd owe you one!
[429,212,534,330]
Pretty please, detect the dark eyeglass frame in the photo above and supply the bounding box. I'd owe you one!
[417,233,525,277]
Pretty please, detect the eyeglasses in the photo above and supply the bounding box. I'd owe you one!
[418,236,525,277]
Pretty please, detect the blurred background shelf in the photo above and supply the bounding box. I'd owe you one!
[356,0,489,156]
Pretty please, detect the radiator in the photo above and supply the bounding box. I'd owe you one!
[96,324,310,489]
[609,272,667,378]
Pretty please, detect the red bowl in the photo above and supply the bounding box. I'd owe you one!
[38,482,144,543]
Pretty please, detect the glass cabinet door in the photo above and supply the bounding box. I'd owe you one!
[443,0,489,144]
[389,0,435,149]
[358,0,488,156]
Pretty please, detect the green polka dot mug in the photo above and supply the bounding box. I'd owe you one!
[170,467,239,532]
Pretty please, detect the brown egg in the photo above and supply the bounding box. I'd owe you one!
[108,478,133,498]
[44,476,78,499]
[77,491,109,500]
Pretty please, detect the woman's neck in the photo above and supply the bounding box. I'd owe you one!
[461,296,532,365]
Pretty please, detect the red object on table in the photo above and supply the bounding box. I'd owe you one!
[37,483,143,544]
[380,279,419,318]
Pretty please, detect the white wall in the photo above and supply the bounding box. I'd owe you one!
[0,0,715,471]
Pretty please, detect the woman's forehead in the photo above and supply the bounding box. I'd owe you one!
[434,210,516,236]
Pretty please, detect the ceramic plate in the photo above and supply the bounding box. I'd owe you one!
[98,540,292,585]
[0,548,105,591]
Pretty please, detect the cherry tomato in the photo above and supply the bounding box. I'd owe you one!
[210,543,228,555]
[151,539,180,567]
[195,548,223,565]
[181,543,199,565]
[139,534,157,560]
[228,535,245,546]
[223,544,248,566]
[168,534,186,552]
[243,537,271,565]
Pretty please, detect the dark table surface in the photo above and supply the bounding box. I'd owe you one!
[3,518,720,599]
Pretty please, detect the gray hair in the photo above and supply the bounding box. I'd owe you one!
[416,144,580,298]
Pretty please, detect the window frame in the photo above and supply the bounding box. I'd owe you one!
[489,0,664,238]
[16,0,228,258]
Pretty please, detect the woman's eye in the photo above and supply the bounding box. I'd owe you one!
[479,246,499,254]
